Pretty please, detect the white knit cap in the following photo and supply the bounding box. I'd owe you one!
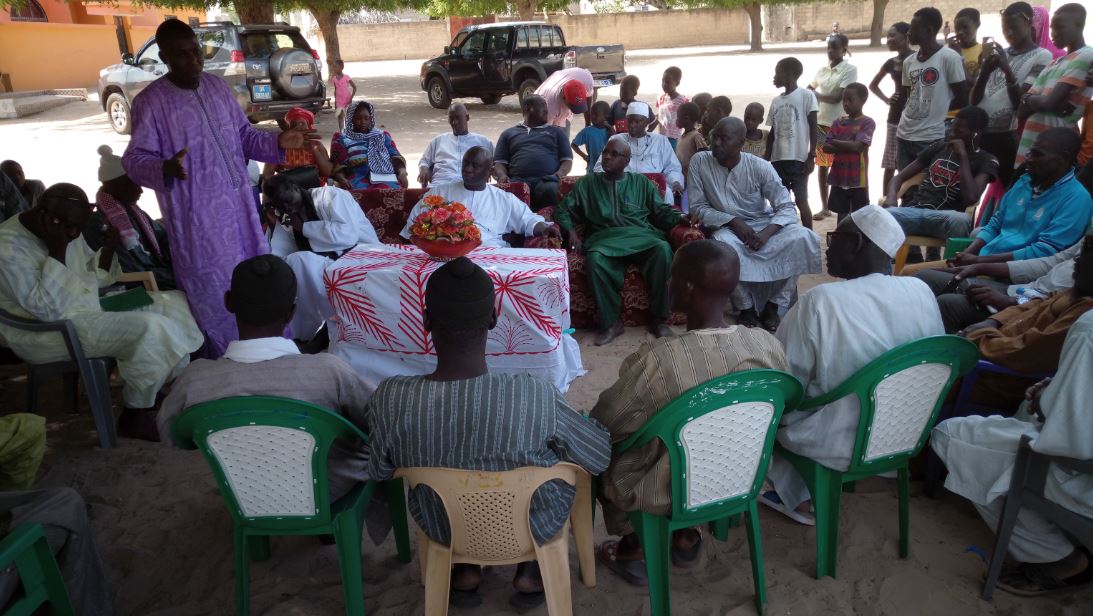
[97,145,126,182]
[850,205,906,258]
[625,101,651,118]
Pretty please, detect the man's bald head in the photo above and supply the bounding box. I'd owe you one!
[601,138,632,175]
[669,240,741,316]
[448,102,470,135]
[710,117,747,164]
[461,145,493,187]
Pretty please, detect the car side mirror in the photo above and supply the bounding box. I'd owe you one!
[122,53,135,65]
[443,46,451,55]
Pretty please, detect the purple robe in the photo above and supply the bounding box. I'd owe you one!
[123,73,282,356]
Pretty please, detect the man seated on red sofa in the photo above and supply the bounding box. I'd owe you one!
[554,139,690,346]
[402,146,561,248]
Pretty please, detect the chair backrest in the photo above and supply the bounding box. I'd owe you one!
[0,523,74,616]
[614,370,803,521]
[173,396,365,529]
[395,463,580,563]
[804,336,978,473]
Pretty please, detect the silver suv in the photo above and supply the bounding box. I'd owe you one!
[97,21,326,135]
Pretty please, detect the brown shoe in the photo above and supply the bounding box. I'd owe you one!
[594,321,625,346]
[648,322,674,338]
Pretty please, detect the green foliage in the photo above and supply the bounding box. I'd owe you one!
[419,0,568,19]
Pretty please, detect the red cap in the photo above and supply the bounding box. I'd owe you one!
[563,80,589,114]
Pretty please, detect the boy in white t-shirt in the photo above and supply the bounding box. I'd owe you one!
[766,57,819,229]
[897,7,969,170]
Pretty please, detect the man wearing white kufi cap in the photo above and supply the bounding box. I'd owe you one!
[761,205,945,524]
[594,101,685,202]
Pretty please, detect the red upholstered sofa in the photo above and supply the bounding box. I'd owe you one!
[347,173,698,329]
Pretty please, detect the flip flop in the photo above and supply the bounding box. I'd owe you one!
[996,559,1093,597]
[448,588,483,609]
[598,540,648,587]
[758,490,815,526]
[670,532,703,568]
[508,590,546,612]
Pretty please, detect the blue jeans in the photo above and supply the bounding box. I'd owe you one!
[888,207,973,239]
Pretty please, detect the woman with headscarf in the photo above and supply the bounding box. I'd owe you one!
[261,107,333,182]
[1032,5,1066,60]
[330,101,408,190]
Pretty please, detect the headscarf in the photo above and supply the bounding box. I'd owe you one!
[342,100,395,175]
[284,107,315,130]
[1032,6,1066,60]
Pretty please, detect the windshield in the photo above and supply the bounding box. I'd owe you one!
[241,32,310,58]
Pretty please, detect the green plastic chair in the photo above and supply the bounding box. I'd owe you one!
[173,396,412,616]
[776,335,978,579]
[0,523,74,616]
[613,369,804,615]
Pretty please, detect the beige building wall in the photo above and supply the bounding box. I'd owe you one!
[765,0,1011,43]
[336,9,751,62]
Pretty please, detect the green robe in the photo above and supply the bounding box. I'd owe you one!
[554,173,682,326]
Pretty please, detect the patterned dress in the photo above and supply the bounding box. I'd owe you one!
[123,72,282,356]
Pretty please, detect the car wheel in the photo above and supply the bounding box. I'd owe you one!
[106,93,131,135]
[427,76,451,109]
[480,94,503,105]
[517,78,541,105]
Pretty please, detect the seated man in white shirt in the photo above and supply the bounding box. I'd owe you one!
[157,255,375,502]
[263,175,380,342]
[593,101,685,203]
[417,102,494,189]
[763,205,945,523]
[402,146,561,248]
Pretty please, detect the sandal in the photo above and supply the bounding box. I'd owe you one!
[758,490,815,526]
[996,560,1093,597]
[448,588,483,609]
[670,532,703,568]
[508,590,546,612]
[598,540,648,586]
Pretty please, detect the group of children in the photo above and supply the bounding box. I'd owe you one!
[570,58,875,231]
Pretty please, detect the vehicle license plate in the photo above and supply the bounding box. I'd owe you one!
[594,79,613,87]
[252,84,272,101]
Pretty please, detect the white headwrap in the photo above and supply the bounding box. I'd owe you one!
[97,145,126,182]
[851,205,905,258]
[626,101,651,118]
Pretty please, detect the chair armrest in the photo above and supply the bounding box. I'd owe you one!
[0,523,47,568]
[896,172,926,200]
[117,271,158,292]
[0,308,72,334]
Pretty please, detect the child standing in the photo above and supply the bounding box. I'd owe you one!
[572,100,612,173]
[655,66,689,148]
[702,96,733,144]
[742,102,768,158]
[330,59,356,127]
[674,102,707,180]
[822,83,875,223]
[609,75,653,133]
[767,57,818,229]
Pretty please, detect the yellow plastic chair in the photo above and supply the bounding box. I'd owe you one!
[395,464,595,616]
[891,173,978,275]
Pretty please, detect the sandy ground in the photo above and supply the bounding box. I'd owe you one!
[3,37,1091,615]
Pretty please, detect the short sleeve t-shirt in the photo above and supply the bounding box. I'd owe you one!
[741,129,768,157]
[899,46,966,142]
[1015,46,1093,167]
[811,61,858,126]
[767,87,819,163]
[825,115,876,188]
[572,124,610,172]
[655,92,689,139]
[945,43,983,118]
[494,124,573,180]
[978,46,1053,133]
[911,142,1000,211]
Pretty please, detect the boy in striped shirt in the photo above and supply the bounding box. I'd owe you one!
[823,83,875,222]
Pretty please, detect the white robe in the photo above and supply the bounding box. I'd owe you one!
[269,186,380,340]
[417,132,494,188]
[768,274,944,510]
[593,132,684,200]
[688,151,822,310]
[931,311,1093,563]
[0,216,203,408]
[400,183,546,248]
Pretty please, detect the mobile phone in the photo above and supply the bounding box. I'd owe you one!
[982,36,994,47]
[941,276,963,295]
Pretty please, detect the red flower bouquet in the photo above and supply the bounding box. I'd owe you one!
[409,195,482,260]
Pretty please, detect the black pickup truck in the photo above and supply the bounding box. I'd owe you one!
[420,21,626,109]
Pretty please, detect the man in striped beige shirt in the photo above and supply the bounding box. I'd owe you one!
[591,240,788,586]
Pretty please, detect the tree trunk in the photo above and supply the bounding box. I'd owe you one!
[745,3,762,52]
[870,0,889,47]
[514,0,537,20]
[646,0,671,10]
[310,8,343,76]
[234,0,274,24]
